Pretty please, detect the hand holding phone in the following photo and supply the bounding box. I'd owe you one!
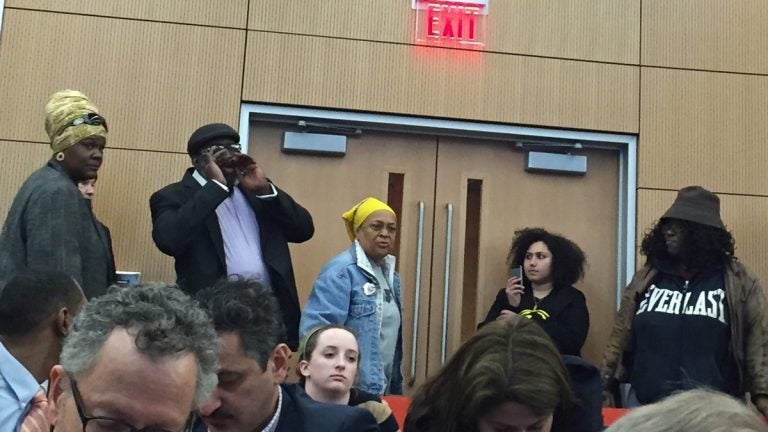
[504,266,525,307]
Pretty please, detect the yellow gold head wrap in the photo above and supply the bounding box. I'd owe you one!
[342,197,395,241]
[44,89,107,153]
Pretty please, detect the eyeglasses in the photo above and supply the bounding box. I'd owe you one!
[69,375,192,432]
[67,113,109,132]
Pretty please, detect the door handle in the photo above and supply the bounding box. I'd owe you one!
[409,201,425,383]
[441,203,453,365]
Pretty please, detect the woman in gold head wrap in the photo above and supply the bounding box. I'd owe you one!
[300,197,403,396]
[0,90,115,298]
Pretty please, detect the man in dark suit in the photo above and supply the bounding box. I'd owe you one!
[194,278,379,432]
[150,123,313,348]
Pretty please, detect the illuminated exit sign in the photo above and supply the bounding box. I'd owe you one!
[413,0,488,49]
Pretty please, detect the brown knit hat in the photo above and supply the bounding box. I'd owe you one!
[660,186,725,229]
[44,90,107,153]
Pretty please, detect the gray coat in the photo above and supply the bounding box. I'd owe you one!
[0,160,114,298]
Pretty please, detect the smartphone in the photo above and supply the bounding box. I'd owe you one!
[510,265,523,280]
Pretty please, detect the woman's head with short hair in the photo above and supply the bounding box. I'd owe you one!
[606,389,768,432]
[405,316,574,432]
[297,325,359,379]
[297,324,360,401]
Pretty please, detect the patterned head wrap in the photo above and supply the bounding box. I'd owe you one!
[44,90,107,153]
[341,197,395,241]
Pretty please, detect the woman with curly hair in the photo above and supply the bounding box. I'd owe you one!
[600,186,768,416]
[405,316,575,432]
[479,227,589,356]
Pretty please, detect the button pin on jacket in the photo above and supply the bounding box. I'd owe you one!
[363,282,377,296]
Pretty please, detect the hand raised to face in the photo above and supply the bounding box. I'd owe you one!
[504,276,524,307]
[238,162,270,195]
[195,147,229,185]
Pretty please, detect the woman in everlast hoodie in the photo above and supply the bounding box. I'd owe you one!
[600,186,768,416]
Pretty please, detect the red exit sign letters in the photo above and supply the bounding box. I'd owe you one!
[414,0,488,48]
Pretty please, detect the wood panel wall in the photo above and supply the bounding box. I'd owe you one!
[5,0,249,28]
[242,31,639,132]
[0,141,52,220]
[0,9,244,151]
[639,68,768,195]
[642,0,768,74]
[249,0,639,63]
[1,1,767,309]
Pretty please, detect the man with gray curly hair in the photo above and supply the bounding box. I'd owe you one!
[48,283,219,431]
[605,388,768,432]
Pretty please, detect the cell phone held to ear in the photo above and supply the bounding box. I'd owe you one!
[510,265,523,280]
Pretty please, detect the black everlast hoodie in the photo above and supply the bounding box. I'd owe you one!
[628,258,738,404]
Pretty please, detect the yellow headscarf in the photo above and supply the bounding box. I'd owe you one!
[342,197,395,241]
[44,89,107,153]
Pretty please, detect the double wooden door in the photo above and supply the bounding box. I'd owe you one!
[250,123,619,393]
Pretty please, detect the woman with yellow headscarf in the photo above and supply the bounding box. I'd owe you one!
[300,197,403,396]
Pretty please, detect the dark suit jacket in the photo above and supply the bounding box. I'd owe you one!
[276,384,379,432]
[191,384,380,432]
[149,168,313,348]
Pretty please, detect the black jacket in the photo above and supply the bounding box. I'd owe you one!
[480,284,590,356]
[150,168,313,348]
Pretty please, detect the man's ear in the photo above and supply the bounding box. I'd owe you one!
[48,365,68,425]
[270,344,291,384]
[191,152,209,172]
[55,308,71,337]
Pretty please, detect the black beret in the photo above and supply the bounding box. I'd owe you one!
[187,123,240,155]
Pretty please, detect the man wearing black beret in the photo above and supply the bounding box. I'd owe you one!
[149,123,314,349]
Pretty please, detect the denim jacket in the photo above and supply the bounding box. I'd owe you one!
[300,242,404,395]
